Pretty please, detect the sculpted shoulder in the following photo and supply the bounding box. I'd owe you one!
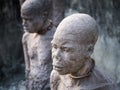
[22,32,30,44]
[84,67,117,90]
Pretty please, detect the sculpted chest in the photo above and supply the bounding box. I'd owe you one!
[57,75,82,90]
[27,35,39,60]
[26,34,52,62]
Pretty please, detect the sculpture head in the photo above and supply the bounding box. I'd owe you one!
[51,13,98,75]
[21,0,52,34]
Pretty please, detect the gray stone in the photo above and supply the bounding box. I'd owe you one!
[50,13,117,90]
[21,0,54,90]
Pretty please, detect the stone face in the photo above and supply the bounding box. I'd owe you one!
[50,13,117,90]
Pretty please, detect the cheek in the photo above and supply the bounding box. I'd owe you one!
[32,21,39,28]
[30,23,34,29]
[65,53,77,61]
[27,21,34,29]
[63,53,75,66]
[66,53,81,66]
[51,49,56,59]
[29,23,40,32]
[35,18,44,27]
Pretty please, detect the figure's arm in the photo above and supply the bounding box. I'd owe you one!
[22,33,30,78]
[50,70,60,90]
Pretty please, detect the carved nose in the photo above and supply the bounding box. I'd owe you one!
[22,19,27,27]
[53,49,61,61]
[54,55,61,61]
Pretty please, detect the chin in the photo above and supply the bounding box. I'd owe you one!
[57,70,69,75]
[37,30,47,35]
[24,29,34,33]
[28,30,37,33]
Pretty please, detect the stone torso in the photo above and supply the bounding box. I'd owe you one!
[27,33,52,78]
[24,28,55,90]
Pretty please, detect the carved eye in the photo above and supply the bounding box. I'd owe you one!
[52,44,57,49]
[61,47,70,52]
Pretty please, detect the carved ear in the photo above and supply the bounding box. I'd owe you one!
[86,44,94,57]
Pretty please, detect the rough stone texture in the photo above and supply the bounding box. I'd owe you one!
[21,0,65,89]
[21,0,52,89]
[50,13,117,90]
[22,30,54,90]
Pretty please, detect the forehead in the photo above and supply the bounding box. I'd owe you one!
[51,37,82,48]
[21,9,37,17]
[21,13,31,19]
[21,6,41,18]
[21,12,41,20]
[52,31,88,45]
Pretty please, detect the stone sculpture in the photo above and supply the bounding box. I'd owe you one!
[50,13,117,90]
[21,0,54,90]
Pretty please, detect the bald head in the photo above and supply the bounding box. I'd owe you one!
[21,0,52,17]
[52,13,99,75]
[53,13,98,46]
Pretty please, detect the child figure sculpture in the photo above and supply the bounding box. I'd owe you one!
[21,0,54,89]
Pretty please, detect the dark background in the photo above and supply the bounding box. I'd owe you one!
[0,0,120,87]
[0,0,24,84]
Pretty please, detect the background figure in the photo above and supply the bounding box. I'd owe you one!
[21,0,53,89]
[50,13,117,90]
[21,0,64,89]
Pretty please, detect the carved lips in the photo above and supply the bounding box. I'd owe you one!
[53,65,64,71]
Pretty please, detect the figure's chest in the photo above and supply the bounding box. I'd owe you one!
[57,82,81,90]
[26,35,51,61]
[57,77,78,90]
[57,82,71,90]
[27,36,39,59]
[57,82,89,90]
[57,76,87,90]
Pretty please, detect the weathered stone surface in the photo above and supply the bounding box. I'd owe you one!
[50,13,117,90]
[21,0,65,89]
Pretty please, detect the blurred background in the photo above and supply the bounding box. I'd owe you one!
[0,0,120,89]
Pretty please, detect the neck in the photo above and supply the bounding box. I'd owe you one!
[69,59,95,79]
[38,19,54,35]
